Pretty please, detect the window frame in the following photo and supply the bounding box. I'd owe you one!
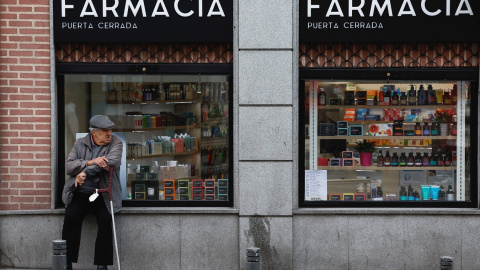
[298,68,479,208]
[55,63,234,208]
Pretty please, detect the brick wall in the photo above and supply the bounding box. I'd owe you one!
[0,0,51,210]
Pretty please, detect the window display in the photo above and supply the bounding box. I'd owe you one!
[301,76,476,206]
[61,73,231,205]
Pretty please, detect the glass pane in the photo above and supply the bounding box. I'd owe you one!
[64,74,230,202]
[304,80,471,203]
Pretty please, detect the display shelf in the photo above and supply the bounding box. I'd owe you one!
[107,99,201,105]
[318,135,456,140]
[127,150,200,160]
[114,124,200,132]
[347,144,433,149]
[321,105,457,110]
[317,166,456,171]
[327,178,373,182]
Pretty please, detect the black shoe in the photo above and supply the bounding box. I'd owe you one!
[97,266,108,270]
[67,262,73,270]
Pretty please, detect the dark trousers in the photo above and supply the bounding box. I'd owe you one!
[62,192,113,266]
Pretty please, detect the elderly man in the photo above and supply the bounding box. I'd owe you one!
[62,115,123,270]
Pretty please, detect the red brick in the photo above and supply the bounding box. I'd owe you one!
[20,189,50,196]
[19,58,49,65]
[34,6,50,13]
[20,87,50,94]
[10,167,35,174]
[11,196,35,203]
[10,109,33,115]
[19,43,49,50]
[35,138,50,144]
[10,181,35,189]
[9,80,34,86]
[19,102,50,108]
[9,94,34,100]
[0,72,19,78]
[9,50,34,57]
[0,101,18,108]
[1,28,18,34]
[35,167,51,174]
[10,123,34,130]
[2,189,19,195]
[35,182,51,189]
[0,57,19,64]
[35,197,51,204]
[20,174,51,181]
[10,153,34,159]
[19,13,49,20]
[0,204,20,211]
[9,36,34,43]
[1,145,19,151]
[19,131,51,137]
[34,36,50,43]
[34,21,50,28]
[35,153,51,159]
[34,51,50,58]
[20,116,50,122]
[10,138,34,144]
[35,80,51,87]
[9,65,34,72]
[0,131,19,136]
[0,160,18,166]
[34,95,51,101]
[0,116,19,122]
[19,145,50,152]
[19,160,50,166]
[34,66,50,72]
[20,203,50,210]
[20,73,50,79]
[0,87,19,93]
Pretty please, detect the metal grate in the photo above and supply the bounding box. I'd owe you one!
[55,43,233,64]
[299,43,480,68]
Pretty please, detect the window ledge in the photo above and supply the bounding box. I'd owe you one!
[0,208,239,216]
[294,208,480,215]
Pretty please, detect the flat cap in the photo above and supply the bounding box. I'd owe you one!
[89,115,115,129]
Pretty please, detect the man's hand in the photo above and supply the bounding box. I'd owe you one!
[75,171,87,187]
[87,156,109,168]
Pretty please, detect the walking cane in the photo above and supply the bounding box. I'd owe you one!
[92,165,121,270]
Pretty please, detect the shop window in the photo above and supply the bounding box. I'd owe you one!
[299,69,478,207]
[57,65,232,207]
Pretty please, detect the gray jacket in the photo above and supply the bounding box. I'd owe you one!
[62,134,123,214]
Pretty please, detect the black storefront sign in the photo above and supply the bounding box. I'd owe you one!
[300,0,480,43]
[54,0,233,43]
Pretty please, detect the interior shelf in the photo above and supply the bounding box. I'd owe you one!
[317,166,456,171]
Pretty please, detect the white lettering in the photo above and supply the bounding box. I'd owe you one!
[456,0,473,15]
[421,0,440,16]
[398,0,416,16]
[103,0,119,17]
[61,0,74,17]
[124,0,146,17]
[207,0,225,17]
[349,0,365,17]
[175,0,194,17]
[80,0,98,17]
[370,0,393,16]
[326,0,344,17]
[308,0,320,17]
[152,0,170,17]
[199,0,203,17]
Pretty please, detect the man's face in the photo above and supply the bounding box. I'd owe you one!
[92,128,112,145]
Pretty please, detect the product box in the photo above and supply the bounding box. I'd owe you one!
[354,193,366,200]
[192,179,203,187]
[318,158,329,166]
[337,121,348,129]
[193,194,203,200]
[342,151,353,159]
[178,179,189,188]
[192,187,203,195]
[179,187,189,195]
[139,165,150,173]
[180,195,190,200]
[356,91,367,98]
[337,128,349,136]
[367,90,377,99]
[345,108,356,116]
[344,99,355,105]
[205,187,215,195]
[132,180,159,200]
[383,109,403,121]
[370,180,377,199]
[366,115,381,121]
[349,125,363,136]
[164,179,175,188]
[218,194,228,200]
[329,158,342,167]
[342,158,355,167]
[164,194,175,200]
[368,123,392,136]
[146,172,157,180]
[357,99,367,106]
[330,194,343,200]
[329,98,341,105]
[205,179,215,188]
[345,90,356,98]
[344,115,356,121]
[319,123,336,136]
[135,173,146,180]
[205,195,215,200]
[343,193,354,201]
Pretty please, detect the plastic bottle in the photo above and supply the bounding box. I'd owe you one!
[446,185,455,201]
[399,153,407,167]
[414,153,423,167]
[400,92,407,105]
[318,87,326,106]
[414,122,422,136]
[422,152,430,166]
[451,84,457,104]
[427,85,436,105]
[423,122,430,136]
[384,151,391,167]
[408,85,417,105]
[391,152,399,167]
[430,153,437,166]
[417,85,426,105]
